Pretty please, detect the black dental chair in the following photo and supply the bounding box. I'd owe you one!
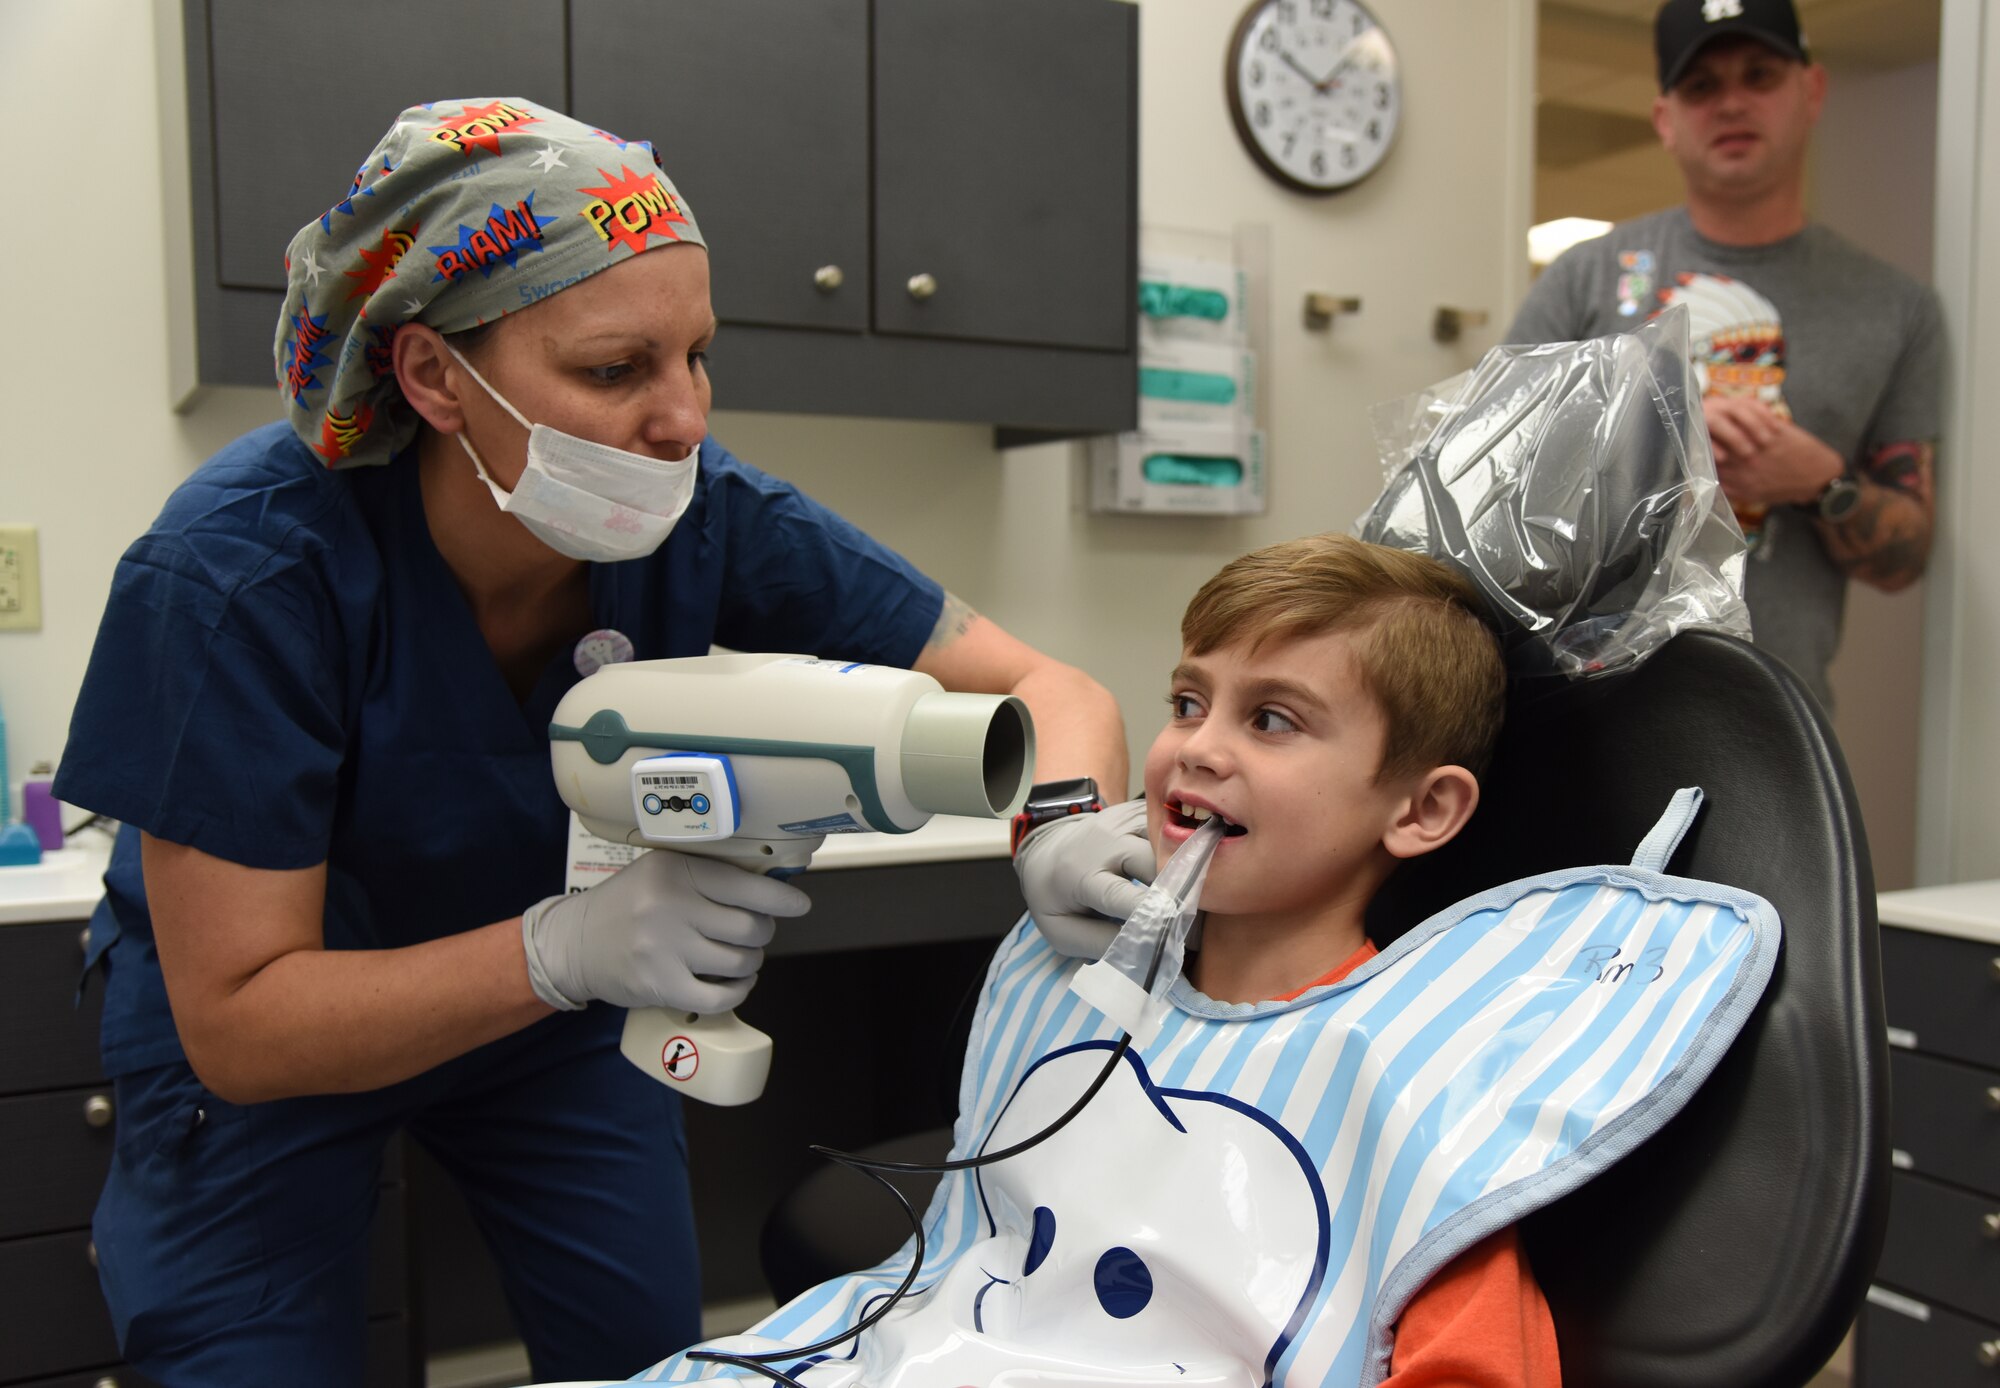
[759,629,1888,1388]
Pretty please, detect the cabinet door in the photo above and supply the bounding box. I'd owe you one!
[874,0,1135,351]
[206,0,568,291]
[569,0,871,334]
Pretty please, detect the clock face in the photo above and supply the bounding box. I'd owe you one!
[1226,0,1401,194]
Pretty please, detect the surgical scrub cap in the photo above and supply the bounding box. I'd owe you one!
[275,98,707,469]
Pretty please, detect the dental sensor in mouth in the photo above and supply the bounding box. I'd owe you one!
[1068,815,1226,1043]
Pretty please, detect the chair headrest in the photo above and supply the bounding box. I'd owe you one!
[1358,304,1750,683]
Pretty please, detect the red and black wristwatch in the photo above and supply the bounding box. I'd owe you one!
[1009,777,1105,858]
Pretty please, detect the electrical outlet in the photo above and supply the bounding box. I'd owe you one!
[0,525,42,632]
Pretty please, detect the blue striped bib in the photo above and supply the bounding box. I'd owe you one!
[641,789,1778,1388]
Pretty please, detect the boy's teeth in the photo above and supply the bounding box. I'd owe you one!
[1189,805,1214,822]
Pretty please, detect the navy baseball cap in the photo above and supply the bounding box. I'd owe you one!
[1655,0,1810,92]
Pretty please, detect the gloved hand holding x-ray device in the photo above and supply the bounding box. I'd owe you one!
[528,652,1034,1106]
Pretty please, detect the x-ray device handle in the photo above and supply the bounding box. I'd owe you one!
[614,756,814,1107]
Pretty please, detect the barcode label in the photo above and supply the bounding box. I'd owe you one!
[642,774,702,788]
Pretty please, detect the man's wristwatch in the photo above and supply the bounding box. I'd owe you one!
[1010,777,1105,857]
[1816,468,1863,523]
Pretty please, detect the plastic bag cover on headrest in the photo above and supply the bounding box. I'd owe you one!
[1357,305,1751,682]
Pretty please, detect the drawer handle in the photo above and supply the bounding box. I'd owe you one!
[907,272,938,301]
[84,1093,114,1128]
[1980,1338,2000,1368]
[87,1238,98,1269]
[814,264,845,292]
[95,1378,120,1388]
[1991,955,2000,983]
[1985,1212,2000,1240]
[1988,1085,2000,1113]
[80,925,92,956]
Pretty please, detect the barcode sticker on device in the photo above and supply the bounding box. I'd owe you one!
[642,774,703,788]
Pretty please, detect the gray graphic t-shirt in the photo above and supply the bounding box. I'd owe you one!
[1507,207,1943,709]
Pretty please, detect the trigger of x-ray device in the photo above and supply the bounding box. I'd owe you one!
[1068,814,1225,1044]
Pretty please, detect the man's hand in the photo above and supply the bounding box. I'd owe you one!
[1703,396,1843,507]
[1702,394,1936,591]
[1015,799,1156,961]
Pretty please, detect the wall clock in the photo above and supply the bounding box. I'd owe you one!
[1225,0,1402,194]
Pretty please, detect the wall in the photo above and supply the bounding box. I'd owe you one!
[1812,59,1941,892]
[1920,0,2000,883]
[0,0,1534,805]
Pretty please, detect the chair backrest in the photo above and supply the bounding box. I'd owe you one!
[1366,630,1888,1388]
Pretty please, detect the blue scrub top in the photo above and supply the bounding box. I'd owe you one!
[55,422,944,1076]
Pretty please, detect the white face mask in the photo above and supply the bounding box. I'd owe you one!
[447,344,698,563]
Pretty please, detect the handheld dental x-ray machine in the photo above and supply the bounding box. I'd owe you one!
[548,653,1035,1105]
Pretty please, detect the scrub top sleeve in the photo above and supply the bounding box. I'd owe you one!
[706,450,945,667]
[55,535,348,872]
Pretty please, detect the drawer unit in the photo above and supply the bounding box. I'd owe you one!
[0,920,106,1093]
[0,1230,122,1382]
[1876,1172,2000,1324]
[1888,1049,2000,1197]
[1862,919,2000,1386]
[0,1087,118,1237]
[2,897,418,1386]
[1880,926,2000,1071]
[5,1313,411,1388]
[1858,1293,2000,1388]
[0,1197,409,1382]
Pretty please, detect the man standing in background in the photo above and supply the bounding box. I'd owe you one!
[1507,0,1942,711]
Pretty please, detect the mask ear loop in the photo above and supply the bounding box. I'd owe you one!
[445,342,536,507]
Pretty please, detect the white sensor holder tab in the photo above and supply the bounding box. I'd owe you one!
[630,754,740,845]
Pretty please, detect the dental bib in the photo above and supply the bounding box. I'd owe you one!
[640,788,1777,1388]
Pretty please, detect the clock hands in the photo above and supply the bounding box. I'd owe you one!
[1275,46,1323,90]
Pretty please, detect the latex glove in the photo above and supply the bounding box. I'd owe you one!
[521,849,811,1015]
[1014,798,1157,961]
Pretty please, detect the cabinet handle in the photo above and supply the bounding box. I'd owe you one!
[814,265,845,292]
[1980,1338,2000,1368]
[87,1238,98,1268]
[1991,955,2000,983]
[95,1378,120,1388]
[1987,1085,2000,1113]
[907,272,938,301]
[84,1093,114,1128]
[80,925,91,956]
[1985,1212,2000,1239]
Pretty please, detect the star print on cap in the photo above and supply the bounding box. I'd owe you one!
[274,99,707,470]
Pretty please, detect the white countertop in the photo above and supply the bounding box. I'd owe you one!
[0,817,1010,927]
[1877,879,2000,946]
[0,844,114,927]
[807,814,1010,870]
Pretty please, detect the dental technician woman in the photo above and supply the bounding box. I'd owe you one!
[53,100,1140,1387]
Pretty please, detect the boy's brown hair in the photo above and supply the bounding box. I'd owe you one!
[1181,534,1507,779]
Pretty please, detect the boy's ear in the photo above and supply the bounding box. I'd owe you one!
[1382,766,1480,861]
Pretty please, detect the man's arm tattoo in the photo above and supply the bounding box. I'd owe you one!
[1817,440,1936,591]
[927,591,981,650]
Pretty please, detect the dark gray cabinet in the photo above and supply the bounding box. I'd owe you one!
[178,0,1137,437]
[0,915,419,1388]
[1855,925,2000,1384]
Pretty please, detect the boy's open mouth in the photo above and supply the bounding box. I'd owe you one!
[1167,797,1248,837]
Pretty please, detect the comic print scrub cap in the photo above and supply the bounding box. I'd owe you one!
[275,98,706,469]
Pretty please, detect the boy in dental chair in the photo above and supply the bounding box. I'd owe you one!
[628,534,1775,1388]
